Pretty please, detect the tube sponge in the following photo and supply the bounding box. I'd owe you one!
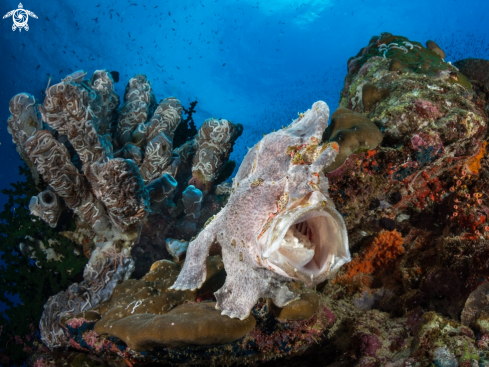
[87,158,149,234]
[190,118,243,194]
[24,130,111,233]
[137,97,183,183]
[117,74,156,146]
[177,185,204,236]
[89,69,120,137]
[147,172,178,203]
[29,190,63,228]
[182,185,203,219]
[7,93,43,185]
[41,80,110,169]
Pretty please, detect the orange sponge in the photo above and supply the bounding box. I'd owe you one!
[335,230,404,289]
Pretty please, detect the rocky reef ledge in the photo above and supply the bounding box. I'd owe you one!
[3,33,489,367]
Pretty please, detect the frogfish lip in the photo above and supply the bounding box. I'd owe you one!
[261,191,350,286]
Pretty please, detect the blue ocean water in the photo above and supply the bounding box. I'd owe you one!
[0,0,489,364]
[1,0,488,204]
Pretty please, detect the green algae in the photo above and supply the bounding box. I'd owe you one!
[348,35,471,90]
[0,165,87,364]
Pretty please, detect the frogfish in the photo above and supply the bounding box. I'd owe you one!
[170,101,351,320]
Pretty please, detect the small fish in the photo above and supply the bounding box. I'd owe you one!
[110,71,119,83]
[95,4,100,7]
[223,63,226,66]
[36,65,40,70]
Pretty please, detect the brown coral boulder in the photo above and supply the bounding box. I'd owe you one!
[426,40,446,60]
[362,83,391,112]
[95,302,255,351]
[461,280,489,327]
[454,58,489,90]
[274,293,319,321]
[91,256,255,351]
[94,257,224,327]
[323,108,383,172]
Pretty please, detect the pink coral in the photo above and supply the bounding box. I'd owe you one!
[248,305,334,355]
[411,132,444,152]
[33,357,53,367]
[65,317,87,328]
[83,330,100,348]
[414,99,442,120]
[355,332,382,358]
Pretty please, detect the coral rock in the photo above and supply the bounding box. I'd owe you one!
[412,311,475,361]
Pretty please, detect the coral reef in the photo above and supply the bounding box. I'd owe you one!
[31,256,336,365]
[5,69,241,354]
[5,33,489,367]
[318,33,489,367]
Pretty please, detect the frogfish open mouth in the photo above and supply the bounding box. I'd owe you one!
[170,100,351,320]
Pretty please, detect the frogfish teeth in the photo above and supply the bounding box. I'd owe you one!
[170,100,351,320]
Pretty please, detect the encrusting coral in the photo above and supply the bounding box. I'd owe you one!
[91,257,256,351]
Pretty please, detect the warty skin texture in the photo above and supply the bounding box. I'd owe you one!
[171,101,351,320]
